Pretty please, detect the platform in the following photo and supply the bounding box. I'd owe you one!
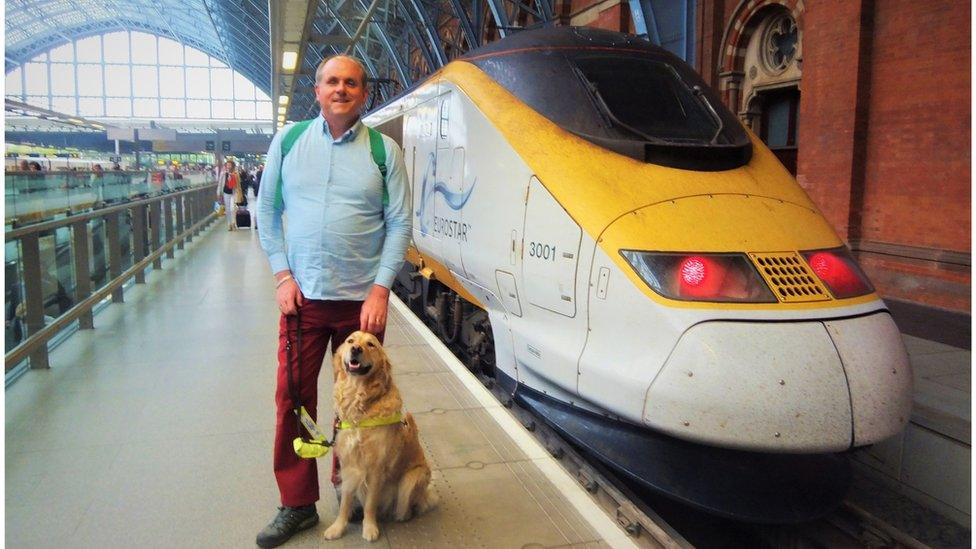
[4,224,634,548]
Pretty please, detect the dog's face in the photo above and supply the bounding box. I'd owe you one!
[338,331,388,378]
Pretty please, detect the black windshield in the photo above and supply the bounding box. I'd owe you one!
[464,27,751,170]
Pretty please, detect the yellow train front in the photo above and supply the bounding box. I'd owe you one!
[370,26,913,523]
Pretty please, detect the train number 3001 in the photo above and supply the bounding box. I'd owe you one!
[528,241,555,261]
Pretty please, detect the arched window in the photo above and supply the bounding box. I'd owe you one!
[5,31,272,121]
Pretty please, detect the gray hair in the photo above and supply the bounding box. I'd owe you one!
[315,55,368,87]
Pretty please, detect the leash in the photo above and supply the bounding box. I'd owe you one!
[285,309,335,459]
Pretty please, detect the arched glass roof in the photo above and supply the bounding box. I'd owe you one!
[5,0,271,96]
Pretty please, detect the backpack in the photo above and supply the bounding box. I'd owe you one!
[273,120,389,210]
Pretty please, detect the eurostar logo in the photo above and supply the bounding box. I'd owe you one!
[416,152,476,241]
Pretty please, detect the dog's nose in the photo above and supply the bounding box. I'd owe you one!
[351,345,363,355]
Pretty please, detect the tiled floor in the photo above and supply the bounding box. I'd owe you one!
[4,223,629,549]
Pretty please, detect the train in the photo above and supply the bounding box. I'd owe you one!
[363,26,913,523]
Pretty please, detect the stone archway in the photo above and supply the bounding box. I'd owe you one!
[718,0,803,173]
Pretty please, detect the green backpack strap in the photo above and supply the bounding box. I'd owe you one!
[367,127,389,207]
[273,119,314,210]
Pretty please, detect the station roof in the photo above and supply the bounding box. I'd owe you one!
[5,0,272,95]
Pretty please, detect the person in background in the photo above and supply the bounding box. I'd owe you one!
[216,159,240,231]
[28,161,42,171]
[111,162,121,171]
[17,160,29,171]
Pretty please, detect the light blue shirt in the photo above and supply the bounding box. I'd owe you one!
[257,116,412,300]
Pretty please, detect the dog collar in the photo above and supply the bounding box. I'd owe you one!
[337,413,404,430]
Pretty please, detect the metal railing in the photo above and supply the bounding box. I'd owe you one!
[4,185,218,373]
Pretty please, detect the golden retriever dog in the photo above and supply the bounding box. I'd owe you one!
[324,331,437,542]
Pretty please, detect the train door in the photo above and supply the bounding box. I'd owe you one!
[511,177,585,394]
[410,96,440,261]
[431,91,466,276]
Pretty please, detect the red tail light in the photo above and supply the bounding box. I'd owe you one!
[621,251,776,303]
[802,248,873,299]
[678,256,727,298]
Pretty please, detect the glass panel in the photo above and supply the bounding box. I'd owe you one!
[24,62,48,95]
[51,96,76,114]
[185,46,209,66]
[186,99,209,118]
[77,64,104,95]
[106,97,132,117]
[39,228,77,319]
[26,95,49,109]
[210,68,232,99]
[159,67,184,98]
[78,97,104,117]
[158,37,184,65]
[765,98,791,148]
[103,32,130,63]
[132,65,159,96]
[75,36,102,62]
[104,65,131,96]
[88,217,108,290]
[133,98,159,117]
[185,67,209,98]
[131,32,158,64]
[256,88,271,102]
[234,71,255,100]
[160,98,186,118]
[256,101,272,120]
[210,58,228,69]
[49,63,75,95]
[6,68,23,96]
[235,101,256,119]
[48,42,74,62]
[5,244,26,352]
[212,100,233,118]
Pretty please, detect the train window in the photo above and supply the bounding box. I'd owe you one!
[438,99,449,139]
[374,115,403,146]
[572,56,722,144]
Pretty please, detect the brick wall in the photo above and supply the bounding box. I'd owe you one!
[716,0,972,312]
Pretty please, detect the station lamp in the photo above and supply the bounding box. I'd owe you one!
[278,95,289,105]
[282,51,298,71]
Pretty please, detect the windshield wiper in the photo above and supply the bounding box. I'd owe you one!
[571,67,667,144]
[692,85,725,144]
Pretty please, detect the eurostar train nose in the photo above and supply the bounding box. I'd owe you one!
[642,311,913,452]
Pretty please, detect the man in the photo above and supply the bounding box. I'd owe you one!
[254,55,411,548]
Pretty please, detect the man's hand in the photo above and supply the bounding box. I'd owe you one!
[275,271,304,316]
[360,285,390,334]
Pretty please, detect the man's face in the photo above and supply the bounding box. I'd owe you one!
[314,58,368,122]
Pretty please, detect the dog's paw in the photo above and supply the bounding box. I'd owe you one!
[323,521,347,540]
[361,521,380,542]
[394,509,413,522]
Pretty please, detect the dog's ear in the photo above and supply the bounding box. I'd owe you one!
[332,340,347,382]
[376,340,392,376]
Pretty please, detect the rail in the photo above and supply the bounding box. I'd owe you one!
[4,185,218,373]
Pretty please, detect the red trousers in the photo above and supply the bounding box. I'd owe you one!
[273,300,385,507]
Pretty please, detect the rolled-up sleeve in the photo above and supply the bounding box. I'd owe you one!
[257,128,289,274]
[374,136,413,289]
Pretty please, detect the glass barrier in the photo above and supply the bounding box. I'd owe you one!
[4,170,213,228]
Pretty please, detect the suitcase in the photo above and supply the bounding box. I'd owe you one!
[236,207,251,227]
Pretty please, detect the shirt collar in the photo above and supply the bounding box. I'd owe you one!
[321,116,363,144]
